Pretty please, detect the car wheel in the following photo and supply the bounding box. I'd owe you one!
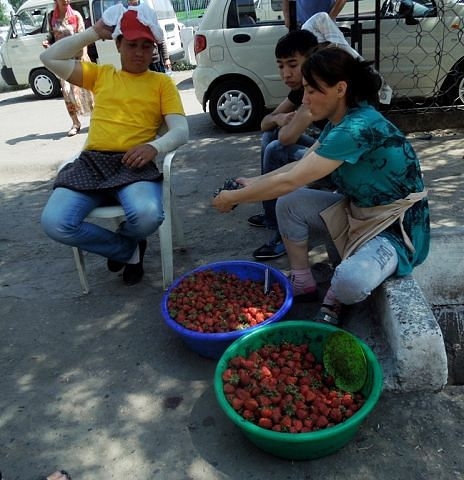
[29,68,62,99]
[440,65,464,106]
[209,80,264,133]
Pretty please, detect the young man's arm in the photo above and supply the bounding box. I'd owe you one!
[278,104,313,145]
[329,0,347,18]
[282,0,292,28]
[260,97,298,132]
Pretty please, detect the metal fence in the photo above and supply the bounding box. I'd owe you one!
[172,0,463,115]
[171,0,210,13]
[337,0,464,115]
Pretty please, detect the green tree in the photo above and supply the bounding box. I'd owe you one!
[10,0,22,11]
[0,3,9,25]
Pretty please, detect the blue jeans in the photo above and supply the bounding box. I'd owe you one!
[41,181,164,262]
[261,129,314,229]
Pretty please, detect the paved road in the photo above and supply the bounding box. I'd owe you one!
[1,72,463,480]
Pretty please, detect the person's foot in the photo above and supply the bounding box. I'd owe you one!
[107,257,125,272]
[314,301,343,325]
[247,213,266,228]
[288,271,319,302]
[252,233,286,260]
[40,470,72,480]
[123,240,147,286]
[67,125,81,137]
[293,286,318,303]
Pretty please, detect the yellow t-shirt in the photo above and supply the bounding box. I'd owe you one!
[81,62,185,152]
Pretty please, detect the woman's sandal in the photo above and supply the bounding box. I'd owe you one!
[67,125,81,137]
[38,470,72,480]
[315,302,343,326]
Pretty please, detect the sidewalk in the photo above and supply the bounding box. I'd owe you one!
[0,71,463,480]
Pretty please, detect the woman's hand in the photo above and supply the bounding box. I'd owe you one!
[93,19,114,40]
[212,190,238,213]
[235,176,258,187]
[122,144,158,168]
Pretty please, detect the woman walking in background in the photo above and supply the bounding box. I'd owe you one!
[43,0,93,136]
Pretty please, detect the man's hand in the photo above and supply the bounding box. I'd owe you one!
[122,144,158,168]
[272,112,295,128]
[278,104,313,145]
[93,19,114,40]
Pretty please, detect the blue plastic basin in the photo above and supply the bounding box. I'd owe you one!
[161,260,293,359]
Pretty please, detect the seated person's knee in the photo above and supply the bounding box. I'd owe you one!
[41,205,74,241]
[130,202,164,236]
[331,260,376,305]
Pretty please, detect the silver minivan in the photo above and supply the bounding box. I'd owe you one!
[192,0,464,132]
[0,0,184,99]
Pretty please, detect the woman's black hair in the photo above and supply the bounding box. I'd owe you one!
[301,46,382,107]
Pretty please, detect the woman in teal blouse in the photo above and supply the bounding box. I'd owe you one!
[213,46,430,324]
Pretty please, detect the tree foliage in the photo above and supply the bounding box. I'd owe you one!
[0,3,10,25]
[10,0,22,12]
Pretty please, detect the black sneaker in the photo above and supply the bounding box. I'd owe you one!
[247,213,266,228]
[123,240,147,286]
[252,235,286,260]
[107,258,125,272]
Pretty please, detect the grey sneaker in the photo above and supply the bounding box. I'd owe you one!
[252,234,286,260]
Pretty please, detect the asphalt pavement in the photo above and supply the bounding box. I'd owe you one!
[0,70,463,480]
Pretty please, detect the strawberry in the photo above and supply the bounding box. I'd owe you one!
[258,417,273,429]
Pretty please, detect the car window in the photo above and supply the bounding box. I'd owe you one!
[12,8,48,37]
[228,0,284,27]
[380,0,436,18]
[254,0,284,21]
[340,0,436,19]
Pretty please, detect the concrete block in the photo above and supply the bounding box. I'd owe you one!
[373,276,448,391]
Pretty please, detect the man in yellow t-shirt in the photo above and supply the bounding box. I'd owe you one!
[40,5,189,287]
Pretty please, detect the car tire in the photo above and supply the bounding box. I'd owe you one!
[209,80,264,133]
[439,64,464,106]
[29,68,62,99]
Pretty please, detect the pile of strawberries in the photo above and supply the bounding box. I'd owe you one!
[222,342,365,433]
[167,269,286,333]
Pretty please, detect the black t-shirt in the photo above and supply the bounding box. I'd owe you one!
[287,88,304,107]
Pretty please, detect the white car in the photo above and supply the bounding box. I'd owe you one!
[192,0,464,132]
[0,26,10,45]
[0,0,184,99]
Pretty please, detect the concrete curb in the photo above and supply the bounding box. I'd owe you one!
[373,227,464,391]
[373,276,448,391]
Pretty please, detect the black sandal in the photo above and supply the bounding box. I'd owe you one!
[315,302,343,325]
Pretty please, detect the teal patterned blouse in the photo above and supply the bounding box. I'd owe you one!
[316,103,430,276]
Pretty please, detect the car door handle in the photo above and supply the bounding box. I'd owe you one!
[232,34,251,43]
